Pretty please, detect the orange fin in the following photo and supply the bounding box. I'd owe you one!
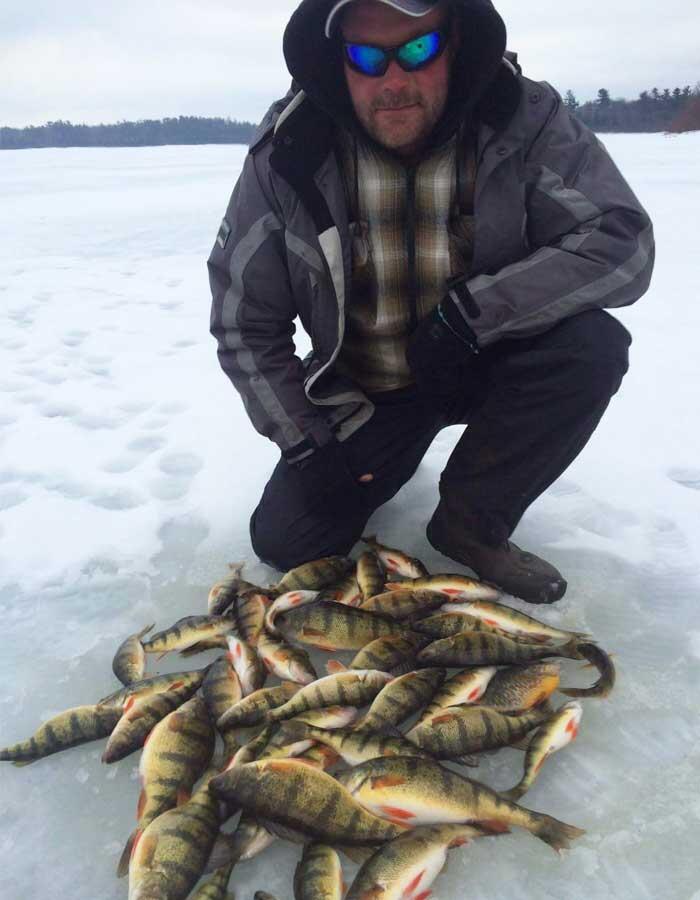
[116,829,139,878]
[326,660,348,675]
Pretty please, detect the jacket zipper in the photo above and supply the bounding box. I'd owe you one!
[405,165,418,333]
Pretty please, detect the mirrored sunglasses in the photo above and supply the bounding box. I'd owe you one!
[343,28,448,78]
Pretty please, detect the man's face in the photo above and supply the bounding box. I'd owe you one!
[341,1,455,156]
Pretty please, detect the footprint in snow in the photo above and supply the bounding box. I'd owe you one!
[101,434,167,474]
[127,435,167,454]
[62,330,89,347]
[90,489,146,511]
[39,401,81,419]
[667,467,700,491]
[149,452,203,502]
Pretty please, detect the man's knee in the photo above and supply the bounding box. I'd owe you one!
[249,501,360,574]
[249,505,298,572]
[549,309,632,398]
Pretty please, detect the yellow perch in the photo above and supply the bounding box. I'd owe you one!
[0,704,120,766]
[128,774,222,900]
[272,556,354,594]
[356,550,386,601]
[117,695,215,877]
[409,668,498,733]
[361,536,429,579]
[217,683,300,730]
[505,701,583,800]
[339,756,585,853]
[277,601,406,652]
[142,615,236,656]
[112,624,155,686]
[266,670,393,723]
[359,590,445,621]
[407,704,552,758]
[346,824,483,900]
[257,630,317,685]
[385,574,501,601]
[103,678,203,764]
[445,599,591,644]
[481,663,561,713]
[209,758,404,846]
[98,669,208,711]
[294,844,344,900]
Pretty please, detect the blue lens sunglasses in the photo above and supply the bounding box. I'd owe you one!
[343,27,449,78]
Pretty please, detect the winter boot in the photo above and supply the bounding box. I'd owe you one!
[426,501,567,604]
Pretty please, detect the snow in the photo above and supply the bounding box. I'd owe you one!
[1,133,700,898]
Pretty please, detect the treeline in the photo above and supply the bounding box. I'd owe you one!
[2,83,700,150]
[565,84,700,132]
[0,116,256,150]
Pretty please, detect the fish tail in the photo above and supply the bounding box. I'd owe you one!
[0,742,30,762]
[558,638,586,661]
[137,624,156,640]
[530,811,586,853]
[116,828,139,878]
[560,642,616,698]
[501,783,526,802]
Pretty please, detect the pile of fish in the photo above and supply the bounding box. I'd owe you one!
[1,535,615,900]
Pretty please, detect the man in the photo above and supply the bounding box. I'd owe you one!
[208,0,654,603]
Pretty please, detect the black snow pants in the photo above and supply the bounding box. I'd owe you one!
[249,309,631,571]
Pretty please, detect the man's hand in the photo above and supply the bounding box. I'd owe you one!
[293,440,372,512]
[406,278,481,409]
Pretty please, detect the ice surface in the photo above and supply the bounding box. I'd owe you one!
[1,134,700,898]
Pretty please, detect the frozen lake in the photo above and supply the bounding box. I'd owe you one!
[1,132,699,899]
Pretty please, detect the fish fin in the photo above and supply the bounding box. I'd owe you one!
[258,817,308,845]
[326,659,348,675]
[414,891,432,900]
[508,735,532,751]
[138,624,156,640]
[176,787,191,806]
[138,834,160,868]
[136,788,147,819]
[501,786,525,802]
[116,829,139,878]
[278,720,312,741]
[378,805,416,821]
[334,843,378,865]
[476,819,511,835]
[452,755,480,767]
[534,815,586,853]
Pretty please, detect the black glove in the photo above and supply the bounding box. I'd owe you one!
[291,438,368,514]
[406,275,481,408]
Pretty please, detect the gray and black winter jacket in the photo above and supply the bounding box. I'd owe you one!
[208,0,654,466]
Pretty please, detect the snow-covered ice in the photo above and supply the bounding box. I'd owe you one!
[1,133,699,898]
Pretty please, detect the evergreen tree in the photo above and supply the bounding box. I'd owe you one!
[564,89,579,111]
[597,88,612,107]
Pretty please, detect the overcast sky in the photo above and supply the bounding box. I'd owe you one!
[1,0,698,128]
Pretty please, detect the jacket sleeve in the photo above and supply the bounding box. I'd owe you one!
[208,150,333,463]
[466,88,655,345]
